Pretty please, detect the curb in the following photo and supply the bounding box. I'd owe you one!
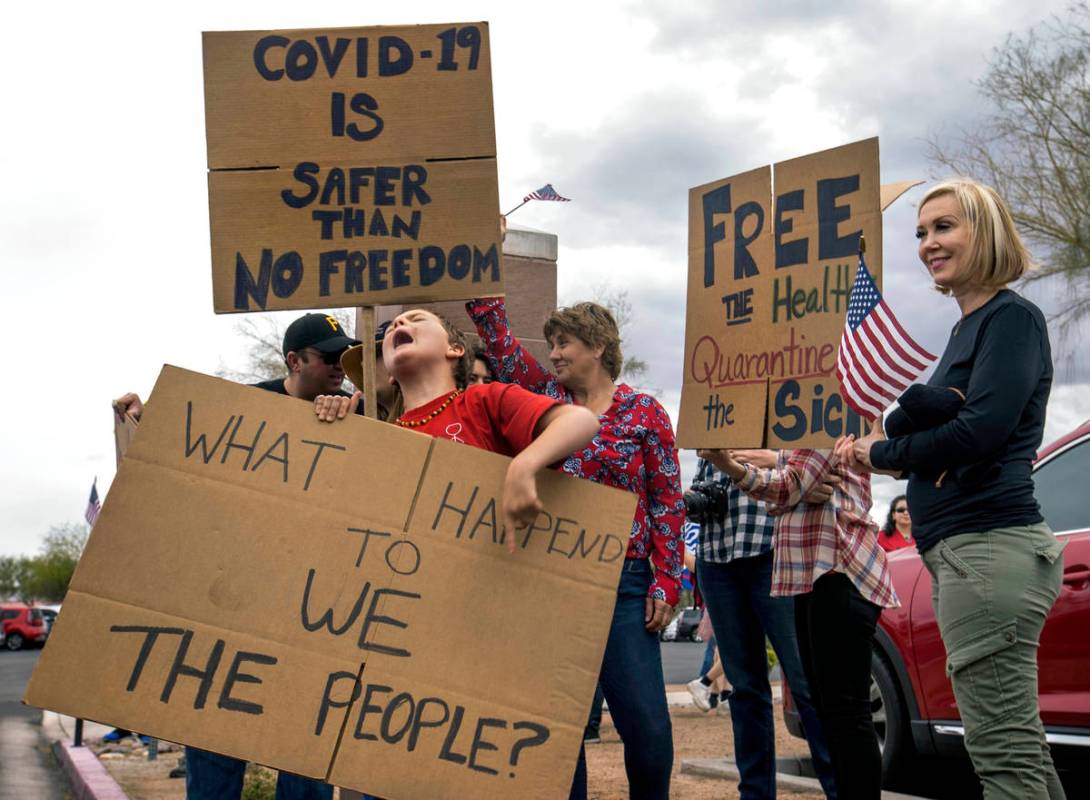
[51,740,130,800]
[681,758,930,800]
[42,712,130,800]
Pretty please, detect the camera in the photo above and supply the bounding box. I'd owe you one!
[684,480,732,522]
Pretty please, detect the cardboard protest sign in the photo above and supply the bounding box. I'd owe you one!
[26,367,635,798]
[203,23,503,312]
[113,411,138,465]
[677,138,883,449]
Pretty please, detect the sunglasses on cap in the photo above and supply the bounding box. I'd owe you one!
[304,348,346,366]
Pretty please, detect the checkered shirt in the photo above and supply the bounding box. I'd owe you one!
[736,449,899,608]
[692,459,775,564]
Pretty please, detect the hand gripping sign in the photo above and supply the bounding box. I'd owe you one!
[25,367,635,799]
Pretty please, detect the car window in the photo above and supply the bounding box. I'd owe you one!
[29,609,43,622]
[0,610,16,621]
[1033,439,1090,534]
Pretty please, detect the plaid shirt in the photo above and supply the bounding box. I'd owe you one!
[692,459,775,563]
[736,449,899,608]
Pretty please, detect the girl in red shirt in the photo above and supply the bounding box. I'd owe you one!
[314,308,599,539]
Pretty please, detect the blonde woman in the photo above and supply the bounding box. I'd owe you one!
[846,179,1065,799]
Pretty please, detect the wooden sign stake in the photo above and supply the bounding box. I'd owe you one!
[356,306,378,420]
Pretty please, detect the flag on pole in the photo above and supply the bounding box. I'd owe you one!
[84,479,101,527]
[836,250,937,421]
[522,183,571,203]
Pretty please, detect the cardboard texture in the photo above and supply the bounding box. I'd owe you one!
[26,367,635,799]
[203,23,503,312]
[678,138,883,449]
[113,412,138,465]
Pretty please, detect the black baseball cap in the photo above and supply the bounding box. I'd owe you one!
[282,313,361,356]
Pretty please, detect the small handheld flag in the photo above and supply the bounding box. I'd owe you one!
[836,239,937,421]
[504,184,572,216]
[84,479,101,527]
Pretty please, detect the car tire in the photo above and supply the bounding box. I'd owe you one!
[691,631,703,643]
[5,633,24,651]
[871,651,910,784]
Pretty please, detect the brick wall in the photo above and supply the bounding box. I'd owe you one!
[358,225,558,366]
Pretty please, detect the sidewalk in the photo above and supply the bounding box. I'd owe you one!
[41,712,132,800]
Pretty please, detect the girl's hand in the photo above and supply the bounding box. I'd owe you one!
[314,391,362,422]
[502,456,545,553]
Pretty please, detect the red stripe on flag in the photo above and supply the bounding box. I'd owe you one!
[858,322,917,386]
[876,301,937,362]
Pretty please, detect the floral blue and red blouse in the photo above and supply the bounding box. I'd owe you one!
[467,298,686,606]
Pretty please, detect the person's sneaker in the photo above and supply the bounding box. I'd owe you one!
[716,689,734,715]
[101,728,129,743]
[583,727,602,744]
[687,678,713,711]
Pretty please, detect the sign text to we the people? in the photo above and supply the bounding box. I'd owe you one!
[103,397,623,778]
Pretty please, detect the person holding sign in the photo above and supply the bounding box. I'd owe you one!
[466,297,683,800]
[845,179,1065,799]
[113,311,362,800]
[700,441,896,800]
[315,307,601,540]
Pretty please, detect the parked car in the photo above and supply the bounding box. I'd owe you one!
[0,603,50,651]
[783,420,1090,780]
[661,607,703,642]
[39,604,61,632]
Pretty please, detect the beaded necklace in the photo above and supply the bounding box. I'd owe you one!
[395,390,461,428]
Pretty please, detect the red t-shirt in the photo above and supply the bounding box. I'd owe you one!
[877,530,915,552]
[397,383,558,456]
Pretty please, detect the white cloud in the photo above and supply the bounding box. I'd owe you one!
[0,0,1080,555]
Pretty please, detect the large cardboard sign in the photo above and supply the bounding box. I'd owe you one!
[26,367,635,799]
[678,138,882,449]
[203,23,503,313]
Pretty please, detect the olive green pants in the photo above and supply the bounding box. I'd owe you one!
[922,523,1065,800]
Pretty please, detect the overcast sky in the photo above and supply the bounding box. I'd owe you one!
[2,0,1087,556]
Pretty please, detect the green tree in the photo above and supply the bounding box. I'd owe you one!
[0,555,34,601]
[20,523,89,602]
[927,2,1090,327]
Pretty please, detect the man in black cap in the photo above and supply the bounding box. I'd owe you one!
[253,312,361,402]
[114,313,362,420]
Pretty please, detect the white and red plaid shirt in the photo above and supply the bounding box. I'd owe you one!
[736,449,899,608]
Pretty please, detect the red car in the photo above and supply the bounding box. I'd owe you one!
[785,419,1090,779]
[0,603,49,651]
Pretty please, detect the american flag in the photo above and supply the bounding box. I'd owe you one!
[836,253,937,421]
[523,184,571,203]
[84,479,101,527]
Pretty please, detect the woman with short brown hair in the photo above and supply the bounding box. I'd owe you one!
[468,296,684,800]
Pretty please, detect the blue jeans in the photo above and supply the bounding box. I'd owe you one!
[700,635,717,676]
[569,559,673,799]
[185,747,333,800]
[698,552,837,799]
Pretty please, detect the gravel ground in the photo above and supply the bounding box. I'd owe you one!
[95,692,823,799]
